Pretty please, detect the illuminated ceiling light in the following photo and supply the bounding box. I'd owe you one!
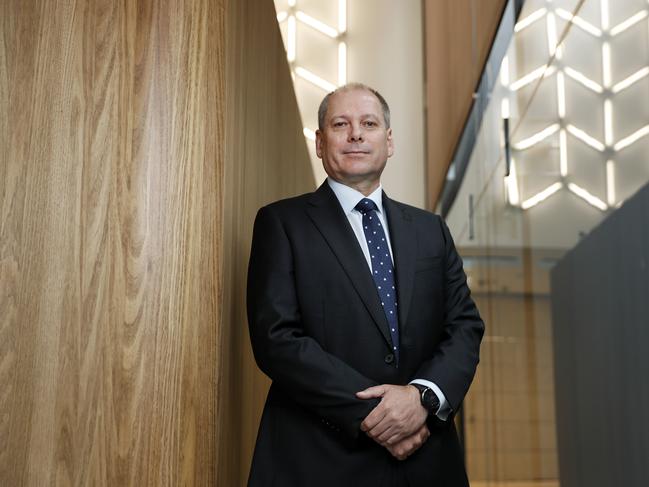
[610,10,648,36]
[501,98,511,119]
[606,160,616,205]
[568,183,608,211]
[510,65,552,91]
[275,0,348,152]
[338,42,347,86]
[499,0,649,214]
[612,67,649,93]
[514,8,547,33]
[546,12,559,56]
[296,11,339,38]
[555,9,603,37]
[505,158,520,206]
[303,127,316,141]
[521,182,563,210]
[295,66,337,92]
[602,42,612,88]
[613,125,649,151]
[338,0,347,33]
[601,0,610,30]
[567,124,606,152]
[513,123,560,150]
[557,72,566,118]
[564,67,604,93]
[287,15,296,62]
[560,129,568,177]
[604,99,614,146]
[501,56,510,86]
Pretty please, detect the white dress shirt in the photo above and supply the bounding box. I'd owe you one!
[327,178,450,420]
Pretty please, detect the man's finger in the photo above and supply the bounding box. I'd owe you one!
[374,421,405,444]
[386,424,431,460]
[385,432,403,446]
[360,404,386,432]
[355,385,387,399]
[368,421,394,442]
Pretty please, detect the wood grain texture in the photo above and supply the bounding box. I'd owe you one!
[464,293,558,481]
[1,0,224,485]
[423,0,507,210]
[218,0,316,485]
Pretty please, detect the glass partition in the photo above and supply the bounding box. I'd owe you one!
[446,0,649,485]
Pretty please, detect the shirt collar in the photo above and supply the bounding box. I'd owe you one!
[327,177,384,215]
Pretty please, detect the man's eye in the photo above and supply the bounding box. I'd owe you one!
[333,121,346,127]
[364,121,377,127]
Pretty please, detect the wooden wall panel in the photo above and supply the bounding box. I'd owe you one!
[423,0,507,210]
[464,293,558,482]
[218,0,316,485]
[1,0,224,485]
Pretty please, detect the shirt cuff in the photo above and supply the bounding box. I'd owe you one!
[409,379,451,421]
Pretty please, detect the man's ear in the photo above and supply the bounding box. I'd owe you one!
[315,130,323,158]
[386,128,394,158]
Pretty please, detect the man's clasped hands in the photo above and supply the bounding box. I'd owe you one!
[356,384,431,460]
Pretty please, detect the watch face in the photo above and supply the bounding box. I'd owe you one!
[422,388,439,411]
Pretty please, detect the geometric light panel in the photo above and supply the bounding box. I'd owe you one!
[275,0,347,142]
[503,0,649,211]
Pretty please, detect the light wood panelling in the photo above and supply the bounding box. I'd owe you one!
[1,0,224,485]
[464,293,558,482]
[423,0,507,210]
[218,0,316,485]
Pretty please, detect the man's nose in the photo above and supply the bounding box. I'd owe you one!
[348,123,363,142]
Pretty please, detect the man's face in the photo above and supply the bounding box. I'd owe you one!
[316,88,394,190]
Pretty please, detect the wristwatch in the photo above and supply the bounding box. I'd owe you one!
[412,384,440,415]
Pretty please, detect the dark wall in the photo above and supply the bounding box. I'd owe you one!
[551,184,649,487]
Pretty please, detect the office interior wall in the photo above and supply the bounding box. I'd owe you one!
[1,0,312,485]
[345,0,426,208]
[219,0,315,485]
[465,291,558,481]
[424,0,508,211]
[1,0,224,485]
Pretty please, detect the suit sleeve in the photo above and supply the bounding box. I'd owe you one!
[247,205,379,439]
[413,217,484,412]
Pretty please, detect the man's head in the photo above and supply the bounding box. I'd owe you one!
[315,83,394,195]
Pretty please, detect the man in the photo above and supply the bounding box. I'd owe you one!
[247,83,484,486]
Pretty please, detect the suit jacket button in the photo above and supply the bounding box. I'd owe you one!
[384,353,395,364]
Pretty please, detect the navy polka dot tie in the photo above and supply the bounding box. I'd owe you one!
[355,198,399,362]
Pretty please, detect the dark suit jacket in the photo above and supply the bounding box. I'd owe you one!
[247,182,484,486]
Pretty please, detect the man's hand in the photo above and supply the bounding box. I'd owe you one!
[356,384,428,446]
[386,423,430,460]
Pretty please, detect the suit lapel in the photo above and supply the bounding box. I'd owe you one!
[383,194,417,330]
[306,183,393,348]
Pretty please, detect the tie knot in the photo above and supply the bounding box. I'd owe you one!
[355,198,378,215]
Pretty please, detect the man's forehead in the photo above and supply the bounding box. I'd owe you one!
[330,87,380,105]
[329,111,381,119]
[327,89,382,117]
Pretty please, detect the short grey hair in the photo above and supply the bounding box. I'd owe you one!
[317,83,391,131]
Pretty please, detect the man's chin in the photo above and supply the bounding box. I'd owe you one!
[331,173,381,190]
